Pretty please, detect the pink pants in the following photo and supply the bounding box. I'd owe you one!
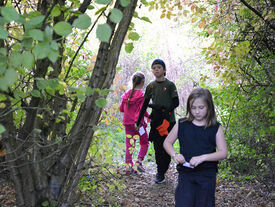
[125,124,149,167]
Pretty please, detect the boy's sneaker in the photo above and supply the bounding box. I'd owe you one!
[136,162,145,172]
[154,173,165,184]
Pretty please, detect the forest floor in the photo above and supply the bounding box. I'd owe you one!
[115,162,274,207]
[0,162,274,207]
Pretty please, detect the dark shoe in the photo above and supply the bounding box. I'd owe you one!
[125,168,137,175]
[154,173,165,183]
[136,161,145,172]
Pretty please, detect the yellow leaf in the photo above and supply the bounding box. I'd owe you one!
[191,18,198,23]
[0,149,6,156]
[133,135,139,140]
[0,103,6,108]
[105,118,110,125]
[126,134,132,138]
[198,21,205,28]
[130,138,135,145]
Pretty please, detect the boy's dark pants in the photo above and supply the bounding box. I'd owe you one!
[175,171,216,207]
[150,122,175,176]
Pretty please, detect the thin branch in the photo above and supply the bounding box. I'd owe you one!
[64,11,104,81]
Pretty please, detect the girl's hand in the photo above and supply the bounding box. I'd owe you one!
[189,155,206,167]
[173,153,186,165]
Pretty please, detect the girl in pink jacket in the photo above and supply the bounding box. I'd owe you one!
[120,72,150,175]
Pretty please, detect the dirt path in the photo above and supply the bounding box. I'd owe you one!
[0,162,274,206]
[118,162,274,207]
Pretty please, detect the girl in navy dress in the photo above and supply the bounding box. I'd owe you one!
[164,87,228,207]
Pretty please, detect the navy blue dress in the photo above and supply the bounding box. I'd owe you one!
[175,119,220,207]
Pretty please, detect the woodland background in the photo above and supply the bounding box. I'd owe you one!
[0,0,274,206]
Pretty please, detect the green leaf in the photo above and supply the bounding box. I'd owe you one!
[36,78,48,90]
[44,26,53,41]
[10,52,22,67]
[1,6,20,22]
[50,40,59,50]
[31,90,41,98]
[95,6,107,15]
[0,26,8,39]
[48,79,59,89]
[128,32,140,41]
[120,0,130,7]
[141,16,152,23]
[28,15,45,26]
[5,68,17,85]
[22,38,33,50]
[48,50,59,63]
[95,98,107,108]
[41,200,49,207]
[33,42,51,59]
[14,90,27,100]
[125,42,133,53]
[88,5,95,10]
[0,56,7,70]
[22,51,34,69]
[51,5,61,17]
[85,87,94,96]
[0,124,6,134]
[0,78,8,91]
[29,29,44,41]
[96,0,111,4]
[53,21,72,36]
[0,17,8,25]
[110,9,123,24]
[0,48,7,55]
[140,0,148,5]
[96,24,111,43]
[73,14,91,30]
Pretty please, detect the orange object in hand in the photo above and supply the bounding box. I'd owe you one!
[156,119,170,136]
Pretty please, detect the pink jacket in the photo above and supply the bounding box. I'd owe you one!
[120,89,149,126]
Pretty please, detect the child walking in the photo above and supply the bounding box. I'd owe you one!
[120,71,150,175]
[163,87,228,207]
[136,59,179,183]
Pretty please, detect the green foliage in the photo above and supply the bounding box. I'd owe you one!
[95,98,107,108]
[189,0,275,189]
[110,8,123,24]
[1,6,20,22]
[96,23,112,43]
[0,26,8,39]
[96,0,111,5]
[79,124,126,206]
[73,14,91,30]
[0,124,5,134]
[120,0,130,7]
[125,42,133,53]
[53,21,73,36]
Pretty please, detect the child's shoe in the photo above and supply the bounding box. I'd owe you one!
[136,161,145,172]
[154,173,165,183]
[125,168,137,175]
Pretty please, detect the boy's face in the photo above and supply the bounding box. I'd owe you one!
[151,64,165,78]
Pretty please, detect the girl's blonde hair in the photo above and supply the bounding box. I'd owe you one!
[186,87,217,127]
[127,72,145,108]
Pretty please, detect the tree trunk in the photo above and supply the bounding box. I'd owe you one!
[55,1,138,205]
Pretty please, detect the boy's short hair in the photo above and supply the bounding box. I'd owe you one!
[151,59,166,69]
